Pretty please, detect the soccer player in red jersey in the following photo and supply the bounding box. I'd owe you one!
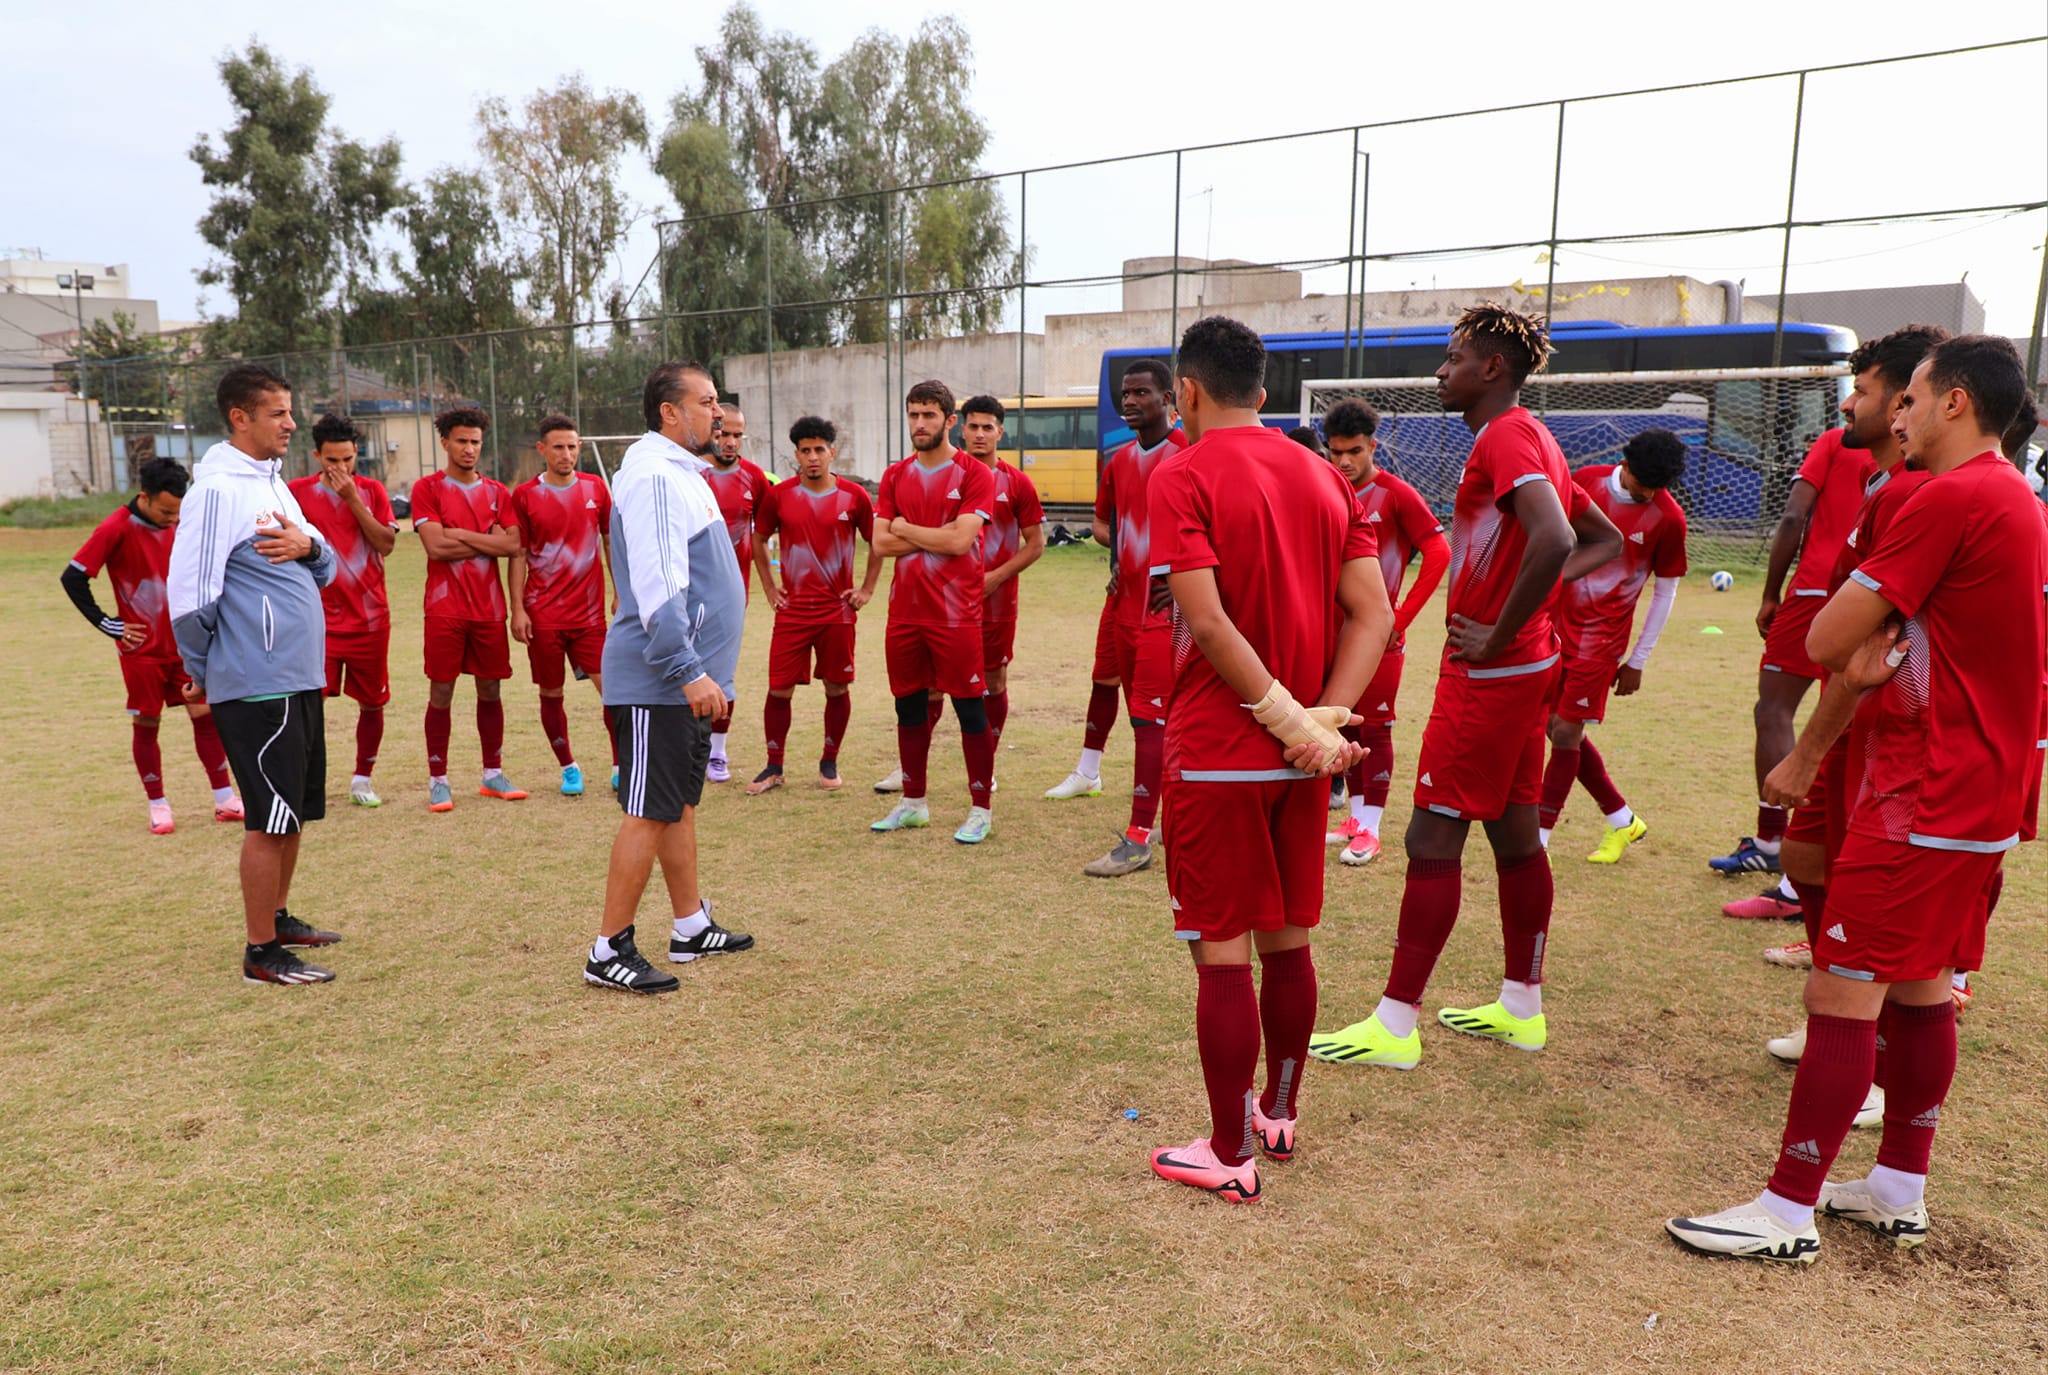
[747,415,882,794]
[958,395,1045,764]
[62,455,241,832]
[411,406,526,811]
[1310,303,1620,1071]
[1320,400,1449,866]
[1537,428,1689,865]
[509,414,615,798]
[701,405,771,783]
[1045,363,1187,806]
[1668,335,2046,1264]
[288,414,398,808]
[869,380,998,843]
[1144,315,1392,1202]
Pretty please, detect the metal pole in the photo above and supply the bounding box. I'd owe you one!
[411,343,424,483]
[72,282,99,490]
[2025,206,2048,406]
[1017,171,1028,410]
[1355,152,1371,368]
[1542,101,1565,328]
[486,334,500,482]
[763,208,776,476]
[1171,151,1183,371]
[569,327,581,430]
[1770,71,1807,369]
[1342,130,1359,379]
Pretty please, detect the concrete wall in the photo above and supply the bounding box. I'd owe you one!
[0,393,106,501]
[1121,257,1306,313]
[1753,283,1986,347]
[0,293,163,392]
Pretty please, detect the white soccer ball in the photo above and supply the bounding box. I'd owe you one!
[1711,570,1734,592]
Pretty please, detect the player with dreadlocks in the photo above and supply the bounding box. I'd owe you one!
[1310,302,1620,1071]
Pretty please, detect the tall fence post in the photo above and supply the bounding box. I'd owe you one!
[1170,150,1183,372]
[486,334,501,482]
[1542,101,1566,331]
[2026,206,2048,404]
[1017,170,1028,415]
[568,327,581,431]
[1770,70,1808,369]
[410,343,424,485]
[763,209,776,476]
[1354,151,1371,368]
[1342,131,1360,379]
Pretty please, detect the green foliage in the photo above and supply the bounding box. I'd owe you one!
[0,492,130,529]
[345,169,524,345]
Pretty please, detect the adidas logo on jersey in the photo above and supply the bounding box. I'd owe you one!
[997,492,1010,502]
[1826,922,1846,942]
[585,498,598,509]
[1368,511,1382,523]
[1628,531,1645,544]
[947,488,961,499]
[1785,1139,1823,1165]
[837,510,850,520]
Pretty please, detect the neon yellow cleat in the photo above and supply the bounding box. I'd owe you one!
[1587,815,1648,864]
[1438,1001,1547,1051]
[1306,1014,1421,1070]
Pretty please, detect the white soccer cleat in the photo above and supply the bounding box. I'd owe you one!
[1766,1025,1806,1063]
[1819,1177,1928,1248]
[1665,1199,1820,1264]
[873,767,905,794]
[1852,1084,1885,1130]
[1043,770,1102,800]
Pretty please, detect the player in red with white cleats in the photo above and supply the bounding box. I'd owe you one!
[701,407,771,782]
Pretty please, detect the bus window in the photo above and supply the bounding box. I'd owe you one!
[1017,408,1076,450]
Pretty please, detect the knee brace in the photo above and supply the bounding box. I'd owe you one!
[951,695,989,734]
[894,691,931,728]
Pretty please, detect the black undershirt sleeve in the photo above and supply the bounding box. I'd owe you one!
[60,564,123,638]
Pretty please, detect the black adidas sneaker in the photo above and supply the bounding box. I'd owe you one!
[244,941,336,986]
[669,902,755,963]
[584,925,679,994]
[274,909,342,948]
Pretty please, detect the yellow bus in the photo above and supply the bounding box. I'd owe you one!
[951,395,1101,506]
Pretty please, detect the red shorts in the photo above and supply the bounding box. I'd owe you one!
[770,619,857,689]
[885,620,983,699]
[121,655,191,715]
[1164,776,1329,944]
[1784,733,1853,855]
[324,628,392,706]
[424,615,512,682]
[1553,651,1618,726]
[1355,650,1405,726]
[2023,699,2045,843]
[1413,660,1557,822]
[526,622,606,691]
[1760,591,1826,681]
[982,617,1017,674]
[1116,623,1172,724]
[1818,832,2005,982]
[1090,598,1118,682]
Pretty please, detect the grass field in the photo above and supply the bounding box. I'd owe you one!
[2,526,2044,1374]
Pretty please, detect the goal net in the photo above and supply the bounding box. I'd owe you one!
[1302,366,1851,570]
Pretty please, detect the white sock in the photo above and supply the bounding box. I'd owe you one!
[1078,747,1103,779]
[1498,979,1542,1020]
[1374,996,1419,1039]
[709,732,727,759]
[673,902,711,940]
[1758,1188,1814,1230]
[1349,796,1366,824]
[1951,971,1968,991]
[563,760,578,772]
[1776,875,1798,901]
[1538,827,1553,849]
[1603,806,1634,829]
[212,785,235,805]
[1866,1163,1926,1208]
[431,774,450,788]
[591,934,618,961]
[351,774,374,790]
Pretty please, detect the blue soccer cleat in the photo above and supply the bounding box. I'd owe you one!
[1708,836,1781,875]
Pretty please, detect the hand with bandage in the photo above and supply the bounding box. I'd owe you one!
[1248,679,1362,778]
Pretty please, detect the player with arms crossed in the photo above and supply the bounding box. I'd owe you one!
[1310,303,1619,1070]
[1145,315,1392,1202]
[62,455,242,832]
[959,396,1045,766]
[1537,428,1689,862]
[1320,400,1448,866]
[747,416,882,793]
[289,413,398,808]
[1668,336,2045,1263]
[509,414,616,797]
[701,406,770,784]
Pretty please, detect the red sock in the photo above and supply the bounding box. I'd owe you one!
[603,707,619,767]
[132,722,165,800]
[987,690,1009,752]
[1385,858,1463,1005]
[1873,1000,1892,1093]
[355,708,385,777]
[962,720,995,810]
[540,695,574,766]
[1539,745,1579,828]
[1986,867,2003,917]
[1789,879,1827,949]
[477,699,505,771]
[1358,723,1393,807]
[188,712,232,790]
[822,693,850,762]
[1129,721,1164,834]
[1766,1013,1876,1206]
[1497,850,1554,985]
[1577,739,1628,816]
[1195,962,1260,1165]
[1257,945,1317,1120]
[713,704,733,737]
[763,694,792,768]
[425,705,452,776]
[1083,681,1119,753]
[1876,1000,1956,1177]
[1341,725,1366,798]
[898,712,933,800]
[1757,803,1787,842]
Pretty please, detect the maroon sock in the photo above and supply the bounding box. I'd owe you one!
[425,705,452,776]
[1875,1000,1957,1176]
[1083,681,1119,754]
[132,722,165,800]
[1358,723,1393,807]
[539,696,574,766]
[822,693,850,762]
[962,723,995,810]
[1757,803,1787,843]
[1873,1000,1893,1093]
[1790,879,1827,949]
[713,704,733,737]
[1766,1013,1877,1207]
[188,712,232,790]
[1986,867,2004,917]
[898,715,933,801]
[1341,725,1367,799]
[1576,739,1628,816]
[987,690,1009,752]
[1385,858,1463,1005]
[1539,745,1579,829]
[477,699,505,771]
[1129,721,1164,834]
[1497,850,1554,986]
[1257,945,1317,1120]
[603,707,619,767]
[763,694,792,768]
[355,709,384,777]
[1195,963,1261,1165]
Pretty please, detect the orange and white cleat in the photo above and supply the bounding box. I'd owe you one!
[1149,1137,1261,1203]
[1763,939,1813,969]
[148,799,175,835]
[1339,830,1382,866]
[213,794,245,824]
[1251,1104,1297,1162]
[1326,816,1366,846]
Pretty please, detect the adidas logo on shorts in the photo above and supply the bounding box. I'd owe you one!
[1576,696,1591,707]
[1629,531,1645,544]
[1375,701,1390,711]
[1825,922,1847,942]
[1786,1138,1823,1165]
[1419,771,1434,786]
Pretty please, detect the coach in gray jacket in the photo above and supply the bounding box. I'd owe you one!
[581,362,752,995]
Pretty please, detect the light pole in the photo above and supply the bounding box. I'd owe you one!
[57,271,100,489]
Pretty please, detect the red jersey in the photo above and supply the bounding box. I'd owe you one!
[1442,407,1586,677]
[755,476,874,627]
[288,474,396,637]
[1789,429,1877,596]
[1096,430,1189,630]
[980,458,1043,623]
[1556,464,1689,664]
[1351,467,1443,653]
[410,470,514,622]
[1847,453,2047,852]
[1150,425,1378,780]
[511,473,611,629]
[876,451,994,628]
[704,458,771,588]
[71,502,176,660]
[1829,465,1927,596]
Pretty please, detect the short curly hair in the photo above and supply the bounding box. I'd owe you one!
[1621,428,1687,490]
[434,405,490,438]
[310,413,362,449]
[1453,302,1551,386]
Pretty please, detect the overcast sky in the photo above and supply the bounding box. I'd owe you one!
[9,1,2044,333]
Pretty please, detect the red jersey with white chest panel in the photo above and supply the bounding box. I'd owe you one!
[1150,425,1378,780]
[876,451,994,627]
[703,458,770,587]
[70,503,176,660]
[1351,467,1442,654]
[1556,463,1688,664]
[1789,428,1877,596]
[981,458,1043,623]
[1097,429,1190,630]
[288,474,396,636]
[755,476,874,627]
[1442,406,1585,678]
[511,472,611,629]
[410,470,514,622]
[1847,453,2048,851]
